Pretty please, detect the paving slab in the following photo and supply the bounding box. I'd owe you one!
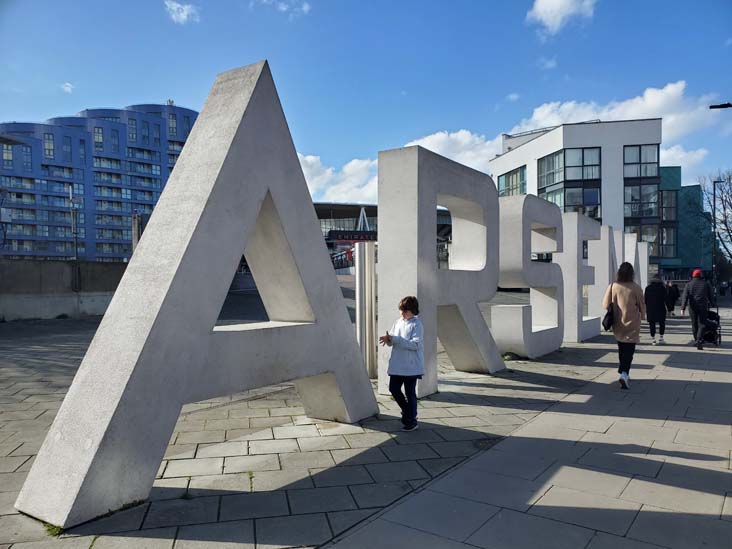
[348,481,413,508]
[175,519,255,548]
[328,518,473,548]
[383,489,499,542]
[327,509,377,536]
[223,454,280,474]
[187,473,251,496]
[620,475,725,515]
[288,486,358,514]
[251,469,313,491]
[219,491,289,521]
[466,508,594,549]
[530,485,641,536]
[627,504,732,549]
[143,496,219,529]
[255,513,332,549]
[93,527,176,549]
[163,457,223,478]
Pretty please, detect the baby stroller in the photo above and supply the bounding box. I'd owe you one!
[703,310,722,346]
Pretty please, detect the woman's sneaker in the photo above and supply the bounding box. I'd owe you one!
[651,338,657,345]
[401,423,419,432]
[619,372,630,390]
[658,336,665,345]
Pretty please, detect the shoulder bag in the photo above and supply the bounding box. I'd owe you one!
[602,283,615,331]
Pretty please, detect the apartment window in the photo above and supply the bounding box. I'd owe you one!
[61,136,72,162]
[94,127,103,152]
[537,150,564,189]
[624,144,659,178]
[497,165,526,196]
[142,120,150,145]
[79,139,86,164]
[183,115,191,135]
[121,188,131,200]
[659,227,676,258]
[661,190,677,221]
[565,147,600,180]
[641,225,659,256]
[168,113,177,137]
[22,145,31,171]
[640,184,658,216]
[109,129,119,153]
[2,144,12,169]
[153,124,161,146]
[624,185,658,218]
[44,133,55,158]
[128,118,137,142]
[542,188,564,208]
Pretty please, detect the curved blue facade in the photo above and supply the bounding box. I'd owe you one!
[0,103,198,261]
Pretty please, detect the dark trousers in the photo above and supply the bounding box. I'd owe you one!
[617,341,636,374]
[649,320,665,338]
[690,308,708,343]
[389,375,419,427]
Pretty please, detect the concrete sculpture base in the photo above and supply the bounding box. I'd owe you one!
[377,146,505,397]
[555,212,601,343]
[15,61,378,529]
[491,195,564,358]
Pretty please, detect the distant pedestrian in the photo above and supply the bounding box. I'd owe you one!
[379,296,424,431]
[645,276,667,345]
[665,281,680,316]
[681,269,715,350]
[603,262,646,389]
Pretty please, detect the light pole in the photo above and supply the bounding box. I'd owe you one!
[709,103,732,109]
[69,187,81,291]
[712,178,724,309]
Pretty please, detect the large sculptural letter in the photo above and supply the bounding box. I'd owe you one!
[16,61,378,528]
[587,226,623,317]
[491,195,564,358]
[378,146,505,397]
[554,212,601,343]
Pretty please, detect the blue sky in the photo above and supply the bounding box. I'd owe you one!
[1,0,730,202]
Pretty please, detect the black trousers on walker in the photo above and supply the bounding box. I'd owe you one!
[389,375,419,427]
[649,320,665,338]
[617,342,636,374]
[690,307,708,343]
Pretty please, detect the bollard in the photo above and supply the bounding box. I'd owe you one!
[355,241,377,378]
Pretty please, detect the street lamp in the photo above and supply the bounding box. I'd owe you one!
[709,103,732,109]
[712,178,724,307]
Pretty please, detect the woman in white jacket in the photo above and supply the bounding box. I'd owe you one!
[379,296,424,431]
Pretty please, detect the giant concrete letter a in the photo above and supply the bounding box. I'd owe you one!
[15,61,378,528]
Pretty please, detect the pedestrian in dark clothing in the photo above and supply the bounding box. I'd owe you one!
[681,269,715,350]
[665,281,680,316]
[645,277,667,345]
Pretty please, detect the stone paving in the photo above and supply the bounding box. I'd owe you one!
[0,299,730,548]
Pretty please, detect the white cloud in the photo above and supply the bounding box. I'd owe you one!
[251,0,311,18]
[725,37,732,47]
[61,82,74,94]
[538,56,558,70]
[164,0,200,24]
[506,92,520,102]
[526,0,596,36]
[405,130,501,174]
[297,81,722,203]
[511,81,719,144]
[298,153,376,203]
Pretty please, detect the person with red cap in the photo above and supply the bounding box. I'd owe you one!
[681,269,715,350]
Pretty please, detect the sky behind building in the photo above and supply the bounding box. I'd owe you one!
[1,0,730,202]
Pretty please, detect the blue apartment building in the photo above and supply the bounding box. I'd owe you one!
[0,103,198,262]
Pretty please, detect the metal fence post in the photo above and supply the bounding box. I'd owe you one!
[355,242,377,378]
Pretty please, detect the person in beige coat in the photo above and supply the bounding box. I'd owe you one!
[602,262,646,389]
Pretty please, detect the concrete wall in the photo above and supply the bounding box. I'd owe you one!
[0,260,126,321]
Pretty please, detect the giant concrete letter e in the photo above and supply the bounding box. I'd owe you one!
[15,61,378,529]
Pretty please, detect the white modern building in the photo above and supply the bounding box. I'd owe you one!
[488,119,675,266]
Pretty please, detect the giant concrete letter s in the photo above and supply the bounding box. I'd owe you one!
[490,195,564,358]
[377,146,505,398]
[15,61,378,528]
